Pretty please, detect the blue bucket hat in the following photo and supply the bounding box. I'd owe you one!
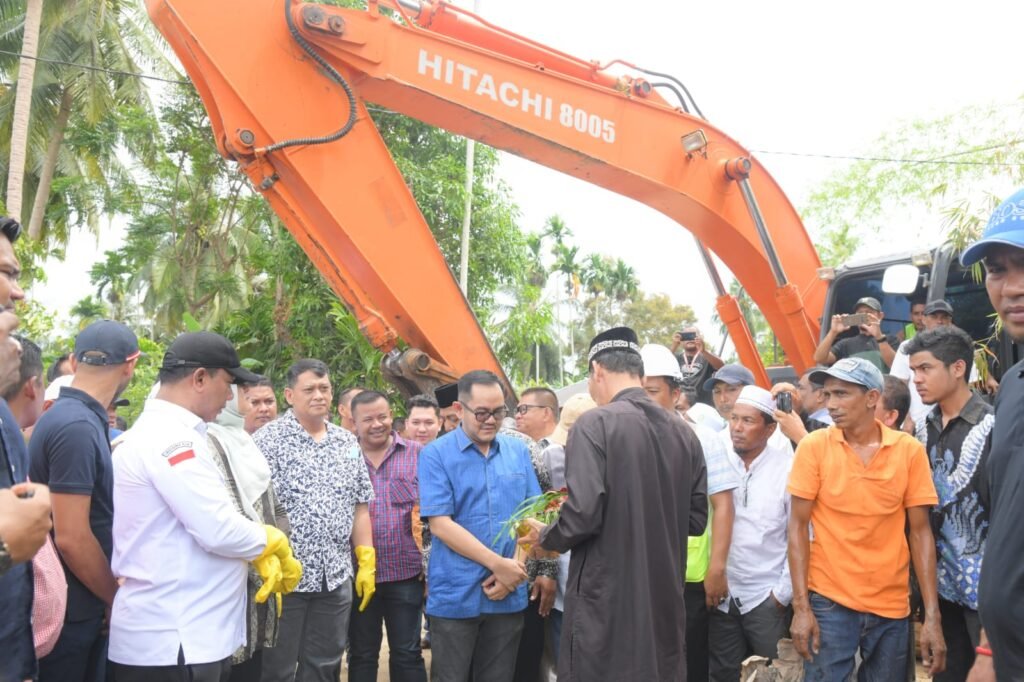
[809,357,884,392]
[961,188,1024,266]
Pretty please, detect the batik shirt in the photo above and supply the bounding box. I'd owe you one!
[918,393,994,610]
[254,410,374,593]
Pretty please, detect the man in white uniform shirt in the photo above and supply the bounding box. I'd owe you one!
[110,332,300,682]
[708,386,794,682]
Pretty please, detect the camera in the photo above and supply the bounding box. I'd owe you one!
[776,392,793,413]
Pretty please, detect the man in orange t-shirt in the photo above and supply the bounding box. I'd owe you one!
[786,357,946,681]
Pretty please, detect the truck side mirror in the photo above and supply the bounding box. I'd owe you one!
[881,264,920,294]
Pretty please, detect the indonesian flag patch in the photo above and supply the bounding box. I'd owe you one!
[168,450,195,466]
[160,441,196,467]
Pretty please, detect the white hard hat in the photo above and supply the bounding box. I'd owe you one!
[640,344,683,382]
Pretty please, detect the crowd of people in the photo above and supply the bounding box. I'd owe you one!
[2,190,1024,682]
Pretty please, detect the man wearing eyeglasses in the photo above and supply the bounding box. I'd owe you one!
[709,385,794,681]
[418,370,541,682]
[511,387,560,682]
[513,388,558,444]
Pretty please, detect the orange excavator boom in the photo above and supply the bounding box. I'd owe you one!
[146,0,825,392]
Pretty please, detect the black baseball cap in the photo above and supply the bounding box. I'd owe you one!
[160,332,260,385]
[924,300,954,317]
[74,320,141,366]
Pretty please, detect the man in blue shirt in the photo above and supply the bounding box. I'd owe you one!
[30,320,140,682]
[418,370,540,682]
[0,214,53,682]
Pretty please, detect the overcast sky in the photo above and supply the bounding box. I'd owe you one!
[35,0,1024,351]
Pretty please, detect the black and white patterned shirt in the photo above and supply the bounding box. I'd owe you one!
[254,411,373,593]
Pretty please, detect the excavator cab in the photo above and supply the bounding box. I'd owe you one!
[820,246,1018,384]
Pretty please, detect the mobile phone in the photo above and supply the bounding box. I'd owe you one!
[679,331,697,341]
[842,313,870,327]
[776,392,792,413]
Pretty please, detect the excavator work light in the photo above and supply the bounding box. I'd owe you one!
[681,129,708,157]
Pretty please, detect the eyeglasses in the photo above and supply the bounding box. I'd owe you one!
[459,401,509,424]
[515,404,550,416]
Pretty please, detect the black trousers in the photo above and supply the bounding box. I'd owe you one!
[511,597,545,682]
[684,581,709,682]
[430,611,525,682]
[112,647,231,682]
[934,599,981,682]
[708,595,791,682]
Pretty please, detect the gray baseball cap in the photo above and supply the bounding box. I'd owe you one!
[809,357,884,392]
[854,297,883,313]
[702,364,756,392]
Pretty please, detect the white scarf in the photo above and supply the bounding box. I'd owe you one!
[207,386,272,522]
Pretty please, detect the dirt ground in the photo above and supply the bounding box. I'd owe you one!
[339,639,931,681]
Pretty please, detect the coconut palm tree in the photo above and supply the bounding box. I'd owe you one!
[4,0,44,223]
[607,258,639,302]
[542,214,572,248]
[0,0,175,244]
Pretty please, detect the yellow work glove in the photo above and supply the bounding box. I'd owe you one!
[258,525,292,562]
[354,545,376,612]
[254,554,283,605]
[281,554,303,593]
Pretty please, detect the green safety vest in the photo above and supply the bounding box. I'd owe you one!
[686,504,712,583]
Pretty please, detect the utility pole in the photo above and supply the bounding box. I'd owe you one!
[458,0,482,295]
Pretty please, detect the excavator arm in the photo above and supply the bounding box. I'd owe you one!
[147,0,826,393]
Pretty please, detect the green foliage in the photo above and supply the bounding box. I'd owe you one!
[100,86,267,333]
[0,0,174,252]
[118,336,165,426]
[69,295,107,329]
[14,296,55,343]
[572,291,695,375]
[802,96,1024,266]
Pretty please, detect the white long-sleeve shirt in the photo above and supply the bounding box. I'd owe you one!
[110,399,266,666]
[716,428,794,614]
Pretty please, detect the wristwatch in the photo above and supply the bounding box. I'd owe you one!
[0,536,12,576]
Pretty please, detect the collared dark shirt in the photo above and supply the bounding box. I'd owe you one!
[978,360,1024,677]
[831,333,898,372]
[919,392,994,610]
[0,399,35,681]
[29,385,113,621]
[254,410,374,592]
[363,432,422,583]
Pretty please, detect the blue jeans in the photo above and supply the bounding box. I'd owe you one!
[804,592,908,682]
[38,616,107,682]
[347,577,426,682]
